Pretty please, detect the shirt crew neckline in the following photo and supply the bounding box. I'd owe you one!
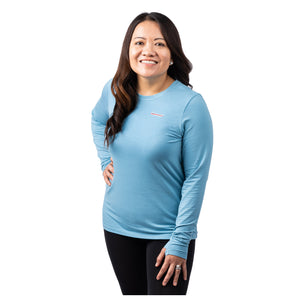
[137,80,179,100]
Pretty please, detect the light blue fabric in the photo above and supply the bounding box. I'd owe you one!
[91,79,213,259]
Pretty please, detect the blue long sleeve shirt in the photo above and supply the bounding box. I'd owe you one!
[91,79,213,259]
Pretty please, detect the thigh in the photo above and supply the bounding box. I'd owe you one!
[146,239,196,295]
[103,230,148,295]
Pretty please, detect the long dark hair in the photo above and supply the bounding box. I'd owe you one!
[104,12,193,147]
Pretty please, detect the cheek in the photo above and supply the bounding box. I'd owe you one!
[160,54,171,67]
[129,49,136,68]
[159,49,171,64]
[129,47,139,61]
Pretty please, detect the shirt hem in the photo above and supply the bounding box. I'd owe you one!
[103,225,174,240]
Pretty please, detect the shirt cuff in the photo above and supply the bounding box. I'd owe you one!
[164,234,191,260]
[101,158,111,172]
[164,242,188,260]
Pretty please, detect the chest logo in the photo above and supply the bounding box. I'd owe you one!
[150,112,164,117]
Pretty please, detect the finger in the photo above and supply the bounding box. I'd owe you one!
[105,164,114,178]
[162,264,175,286]
[155,248,165,267]
[110,157,113,164]
[103,172,111,186]
[103,169,113,186]
[156,260,169,280]
[103,162,113,174]
[109,166,114,177]
[104,176,111,186]
[107,163,114,173]
[107,168,114,180]
[173,266,181,286]
[182,263,188,281]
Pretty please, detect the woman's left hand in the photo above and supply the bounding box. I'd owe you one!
[155,247,187,286]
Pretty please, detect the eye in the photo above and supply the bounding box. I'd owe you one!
[155,42,165,47]
[135,41,144,45]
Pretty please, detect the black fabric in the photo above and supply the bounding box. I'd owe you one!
[104,229,195,295]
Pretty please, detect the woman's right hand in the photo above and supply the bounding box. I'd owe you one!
[103,157,114,186]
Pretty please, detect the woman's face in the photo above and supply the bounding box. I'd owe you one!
[129,20,172,81]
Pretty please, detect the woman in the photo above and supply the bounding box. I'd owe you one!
[91,12,213,295]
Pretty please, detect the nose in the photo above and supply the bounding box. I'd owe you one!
[142,42,155,57]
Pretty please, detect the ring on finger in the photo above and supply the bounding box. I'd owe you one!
[175,265,181,271]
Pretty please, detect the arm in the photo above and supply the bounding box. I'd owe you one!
[164,94,214,259]
[156,94,213,286]
[91,81,112,172]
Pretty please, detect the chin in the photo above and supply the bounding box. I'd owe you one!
[137,73,157,79]
[136,70,165,79]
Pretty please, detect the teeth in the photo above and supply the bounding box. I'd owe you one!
[141,60,157,64]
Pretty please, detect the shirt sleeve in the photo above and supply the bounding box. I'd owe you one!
[91,81,112,172]
[164,94,213,260]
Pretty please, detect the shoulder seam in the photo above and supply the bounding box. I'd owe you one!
[179,94,202,135]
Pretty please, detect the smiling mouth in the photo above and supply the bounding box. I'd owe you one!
[139,60,158,64]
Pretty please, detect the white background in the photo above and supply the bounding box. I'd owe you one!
[1,0,299,299]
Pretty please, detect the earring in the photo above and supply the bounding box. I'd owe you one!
[170,61,173,66]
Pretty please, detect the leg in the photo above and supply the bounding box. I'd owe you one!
[103,230,148,295]
[146,239,196,295]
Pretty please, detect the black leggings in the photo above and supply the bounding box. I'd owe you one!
[104,229,195,295]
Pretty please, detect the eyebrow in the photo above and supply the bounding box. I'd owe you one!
[134,37,165,41]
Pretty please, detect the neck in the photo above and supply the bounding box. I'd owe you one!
[137,74,175,96]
